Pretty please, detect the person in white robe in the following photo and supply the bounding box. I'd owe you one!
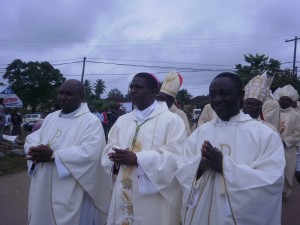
[197,103,216,126]
[243,72,278,132]
[25,79,111,225]
[292,102,300,184]
[262,94,280,130]
[275,84,300,198]
[102,72,187,225]
[158,70,191,135]
[258,72,280,131]
[177,72,285,225]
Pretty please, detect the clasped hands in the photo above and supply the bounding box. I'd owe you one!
[26,144,53,163]
[108,147,138,166]
[199,140,223,174]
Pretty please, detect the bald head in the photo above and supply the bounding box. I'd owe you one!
[61,79,84,96]
[58,79,84,114]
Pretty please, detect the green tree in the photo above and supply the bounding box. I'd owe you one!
[271,69,300,93]
[176,88,193,106]
[107,88,124,99]
[3,59,65,112]
[94,79,106,99]
[83,79,93,100]
[236,53,281,86]
[236,53,300,94]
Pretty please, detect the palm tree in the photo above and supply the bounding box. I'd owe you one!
[94,79,106,98]
[83,79,93,100]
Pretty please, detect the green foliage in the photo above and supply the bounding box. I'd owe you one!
[176,88,193,106]
[235,53,300,94]
[3,59,65,111]
[107,88,124,98]
[94,79,106,99]
[272,69,300,92]
[235,54,281,86]
[87,98,118,112]
[83,79,93,100]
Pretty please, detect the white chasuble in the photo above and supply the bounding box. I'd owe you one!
[102,102,187,225]
[25,103,111,225]
[280,107,300,195]
[170,104,191,136]
[177,112,285,225]
[262,98,280,131]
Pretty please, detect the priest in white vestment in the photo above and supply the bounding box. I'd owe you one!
[197,103,216,126]
[158,70,191,135]
[259,72,280,130]
[25,80,111,225]
[243,72,278,132]
[177,73,285,225]
[102,72,187,225]
[262,94,280,130]
[275,84,300,198]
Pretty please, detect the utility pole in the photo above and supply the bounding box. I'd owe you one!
[81,57,86,83]
[285,36,300,76]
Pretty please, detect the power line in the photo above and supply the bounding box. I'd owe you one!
[86,60,234,72]
[87,57,233,67]
[65,68,235,77]
[51,61,82,66]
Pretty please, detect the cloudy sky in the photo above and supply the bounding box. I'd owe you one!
[0,0,299,98]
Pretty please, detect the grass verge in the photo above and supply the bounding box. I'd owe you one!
[0,151,27,176]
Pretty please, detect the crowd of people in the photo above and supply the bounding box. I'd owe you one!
[23,70,299,225]
[92,107,124,139]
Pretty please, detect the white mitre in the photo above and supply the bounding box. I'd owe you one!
[277,84,300,102]
[244,72,272,103]
[160,70,183,98]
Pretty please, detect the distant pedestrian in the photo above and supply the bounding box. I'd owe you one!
[4,109,11,135]
[11,109,22,136]
[0,98,6,141]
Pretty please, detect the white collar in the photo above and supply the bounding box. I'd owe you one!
[216,112,241,127]
[135,100,159,123]
[60,105,81,119]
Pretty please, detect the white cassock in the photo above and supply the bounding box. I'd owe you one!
[25,103,111,225]
[177,112,285,225]
[197,103,216,126]
[280,107,300,196]
[169,103,191,136]
[102,101,187,225]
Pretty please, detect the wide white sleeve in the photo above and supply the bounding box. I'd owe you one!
[136,164,159,195]
[101,121,122,178]
[24,128,42,175]
[56,117,111,214]
[55,155,70,178]
[222,127,285,224]
[135,115,187,209]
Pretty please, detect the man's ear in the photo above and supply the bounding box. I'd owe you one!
[152,88,158,96]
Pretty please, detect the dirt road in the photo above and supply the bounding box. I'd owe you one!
[0,171,299,225]
[0,171,30,225]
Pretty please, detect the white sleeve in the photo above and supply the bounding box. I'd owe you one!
[137,163,159,195]
[27,161,39,177]
[55,155,71,178]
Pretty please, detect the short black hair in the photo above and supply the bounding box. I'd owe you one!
[134,72,159,91]
[212,72,243,92]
